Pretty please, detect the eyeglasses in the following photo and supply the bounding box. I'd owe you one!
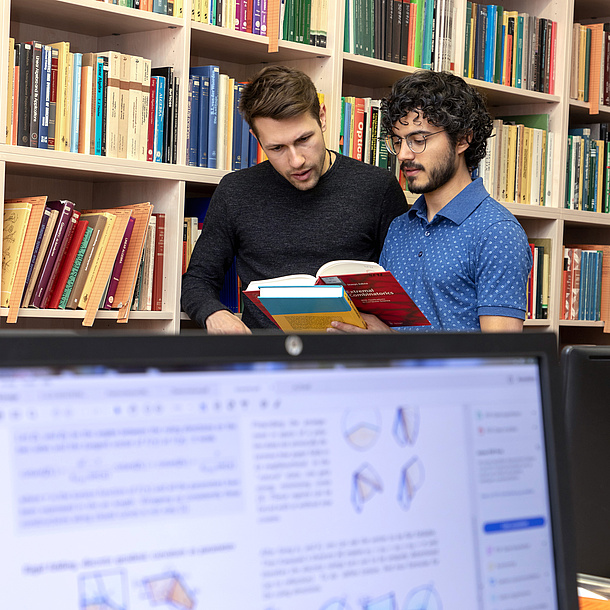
[384,129,446,155]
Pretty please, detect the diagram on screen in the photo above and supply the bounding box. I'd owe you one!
[393,406,420,447]
[403,584,442,610]
[361,592,397,609]
[352,463,383,512]
[320,598,351,610]
[79,569,128,610]
[142,572,195,609]
[397,456,425,510]
[343,407,381,450]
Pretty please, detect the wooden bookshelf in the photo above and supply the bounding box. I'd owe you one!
[1,0,610,342]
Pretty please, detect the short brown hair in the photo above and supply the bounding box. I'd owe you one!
[239,65,321,135]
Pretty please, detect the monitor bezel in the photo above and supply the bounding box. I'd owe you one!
[0,331,577,609]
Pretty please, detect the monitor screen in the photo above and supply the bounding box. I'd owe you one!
[0,333,574,610]
[562,344,610,580]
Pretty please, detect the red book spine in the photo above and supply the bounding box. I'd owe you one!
[41,208,81,308]
[152,213,165,311]
[47,219,88,309]
[147,76,157,162]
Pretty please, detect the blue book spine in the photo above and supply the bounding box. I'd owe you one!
[188,76,200,167]
[485,5,496,82]
[248,131,258,167]
[70,53,82,153]
[232,81,242,171]
[578,251,588,321]
[239,83,249,169]
[198,75,210,167]
[190,66,221,168]
[253,0,262,34]
[343,100,352,157]
[38,45,51,149]
[154,76,166,163]
[94,57,105,156]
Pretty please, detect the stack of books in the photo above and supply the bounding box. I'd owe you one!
[463,4,557,94]
[570,23,610,110]
[565,124,610,213]
[186,66,261,170]
[477,114,553,206]
[561,245,610,322]
[527,238,551,320]
[5,41,179,164]
[344,0,455,71]
[1,197,165,327]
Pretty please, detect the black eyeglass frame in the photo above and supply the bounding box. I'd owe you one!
[383,129,446,156]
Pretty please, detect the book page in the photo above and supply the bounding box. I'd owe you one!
[316,259,384,277]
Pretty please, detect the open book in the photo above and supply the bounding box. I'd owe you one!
[243,260,430,328]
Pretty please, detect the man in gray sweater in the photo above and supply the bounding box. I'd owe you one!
[181,66,407,333]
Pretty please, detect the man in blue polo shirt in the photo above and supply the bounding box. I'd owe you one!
[331,70,532,333]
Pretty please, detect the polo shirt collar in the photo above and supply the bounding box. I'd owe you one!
[408,177,488,225]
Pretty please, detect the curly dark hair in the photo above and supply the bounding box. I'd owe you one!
[381,70,493,170]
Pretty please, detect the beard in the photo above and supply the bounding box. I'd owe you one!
[401,147,459,194]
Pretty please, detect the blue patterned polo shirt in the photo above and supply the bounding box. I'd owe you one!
[380,178,532,331]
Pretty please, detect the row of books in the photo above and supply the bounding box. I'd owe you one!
[1,197,164,327]
[339,96,405,186]
[527,239,550,321]
[565,124,610,213]
[561,245,609,322]
[344,0,455,71]
[96,0,183,15]
[477,114,553,206]
[189,0,329,48]
[463,3,557,94]
[6,41,179,164]
[570,23,610,111]
[187,66,262,170]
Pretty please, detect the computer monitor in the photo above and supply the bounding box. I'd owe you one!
[562,344,610,581]
[0,332,576,610]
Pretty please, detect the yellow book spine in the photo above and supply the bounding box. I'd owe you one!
[1,203,32,307]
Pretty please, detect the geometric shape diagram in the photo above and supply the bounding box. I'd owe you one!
[143,572,195,609]
[79,569,128,610]
[402,583,442,610]
[320,598,351,610]
[343,407,382,450]
[397,456,425,511]
[392,406,420,447]
[362,592,397,610]
[352,463,383,512]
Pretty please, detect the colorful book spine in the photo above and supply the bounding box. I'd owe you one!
[153,75,166,163]
[103,216,135,309]
[58,226,93,309]
[38,45,51,149]
[70,52,82,154]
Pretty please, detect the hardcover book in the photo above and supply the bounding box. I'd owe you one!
[243,259,430,327]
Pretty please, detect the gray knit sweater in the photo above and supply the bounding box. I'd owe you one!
[181,153,407,329]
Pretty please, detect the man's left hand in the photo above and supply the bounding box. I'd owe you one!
[327,313,394,334]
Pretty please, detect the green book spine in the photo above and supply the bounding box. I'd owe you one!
[515,15,524,88]
[413,0,423,67]
[344,0,350,51]
[58,226,93,309]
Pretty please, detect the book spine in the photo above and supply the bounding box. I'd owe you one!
[154,76,166,163]
[17,43,32,147]
[29,42,42,147]
[103,216,135,309]
[38,45,51,149]
[151,213,165,311]
[21,209,51,303]
[147,76,157,162]
[69,53,82,154]
[58,226,93,309]
[189,76,200,166]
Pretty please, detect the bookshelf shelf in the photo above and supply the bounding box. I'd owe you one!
[11,0,182,37]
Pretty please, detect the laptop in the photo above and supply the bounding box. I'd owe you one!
[562,344,610,599]
[0,332,577,609]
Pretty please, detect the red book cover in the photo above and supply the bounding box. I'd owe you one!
[352,97,365,162]
[103,215,136,309]
[151,212,165,311]
[316,271,429,326]
[147,76,157,162]
[47,218,89,309]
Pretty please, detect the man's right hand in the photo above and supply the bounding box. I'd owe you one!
[205,310,252,334]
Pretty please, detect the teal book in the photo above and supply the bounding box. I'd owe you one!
[58,226,93,309]
[515,14,524,88]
